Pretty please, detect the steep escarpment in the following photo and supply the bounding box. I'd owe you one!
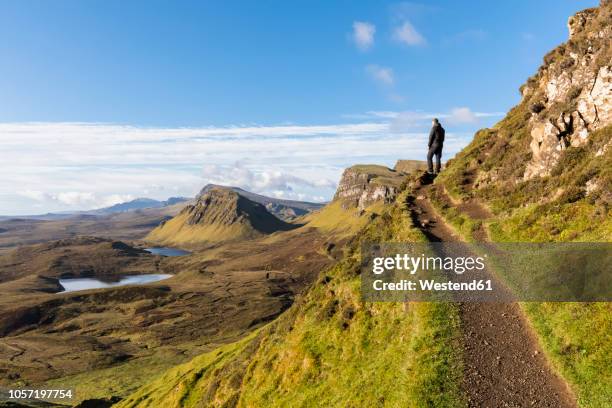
[439,1,611,241]
[147,187,295,246]
[302,164,407,238]
[333,165,404,210]
[522,3,611,179]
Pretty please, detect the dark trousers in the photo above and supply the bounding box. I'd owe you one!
[427,144,442,174]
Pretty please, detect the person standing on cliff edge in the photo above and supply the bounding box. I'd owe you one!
[427,118,445,175]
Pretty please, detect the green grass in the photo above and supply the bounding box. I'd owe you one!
[429,189,612,407]
[484,203,611,408]
[436,118,611,407]
[523,302,612,408]
[301,199,377,237]
[488,201,611,243]
[146,211,255,246]
[116,191,466,408]
[114,332,260,408]
[44,345,204,401]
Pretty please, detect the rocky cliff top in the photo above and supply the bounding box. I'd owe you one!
[439,1,611,214]
[333,165,404,210]
[520,1,611,179]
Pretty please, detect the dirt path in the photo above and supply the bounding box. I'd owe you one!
[408,180,576,408]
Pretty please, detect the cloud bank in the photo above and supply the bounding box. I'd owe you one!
[0,114,501,214]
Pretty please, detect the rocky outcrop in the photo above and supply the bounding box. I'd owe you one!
[394,160,428,175]
[333,165,404,210]
[522,2,611,179]
[185,188,245,226]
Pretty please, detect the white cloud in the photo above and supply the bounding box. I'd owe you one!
[353,108,505,132]
[97,194,136,208]
[17,189,48,202]
[202,162,336,194]
[54,192,97,206]
[448,107,477,124]
[392,21,425,46]
[17,189,135,209]
[389,111,430,132]
[446,107,504,124]
[352,21,375,51]
[0,119,487,214]
[366,65,394,85]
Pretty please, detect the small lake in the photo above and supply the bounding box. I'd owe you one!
[58,274,173,293]
[145,247,191,257]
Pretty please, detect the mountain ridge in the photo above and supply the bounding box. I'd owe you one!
[0,196,191,220]
[199,184,324,221]
[146,187,296,247]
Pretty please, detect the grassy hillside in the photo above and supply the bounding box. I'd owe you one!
[299,200,381,238]
[435,96,611,408]
[431,5,611,402]
[116,191,466,408]
[146,211,255,246]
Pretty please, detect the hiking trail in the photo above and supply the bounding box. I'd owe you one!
[407,176,576,408]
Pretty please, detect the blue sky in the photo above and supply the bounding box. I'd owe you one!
[0,0,597,214]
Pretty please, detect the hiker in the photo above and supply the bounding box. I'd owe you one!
[427,118,445,175]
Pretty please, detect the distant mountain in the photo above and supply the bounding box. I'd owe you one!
[147,187,295,246]
[95,197,189,214]
[96,198,162,214]
[199,184,324,221]
[0,196,190,220]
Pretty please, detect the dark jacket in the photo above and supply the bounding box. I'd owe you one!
[428,123,445,148]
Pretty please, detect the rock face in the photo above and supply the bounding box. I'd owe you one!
[333,165,404,210]
[522,2,611,179]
